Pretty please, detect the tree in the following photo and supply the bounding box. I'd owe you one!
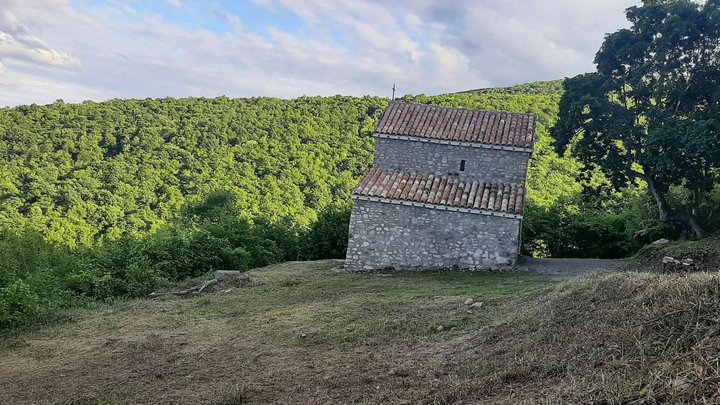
[554,0,720,239]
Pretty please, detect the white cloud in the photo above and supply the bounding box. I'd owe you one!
[0,0,640,106]
[0,9,80,69]
[164,0,185,8]
[213,10,248,34]
[383,0,639,87]
[0,31,80,68]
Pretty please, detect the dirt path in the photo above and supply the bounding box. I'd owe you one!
[517,257,629,280]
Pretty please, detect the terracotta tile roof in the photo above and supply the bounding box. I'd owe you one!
[353,168,526,216]
[375,102,537,149]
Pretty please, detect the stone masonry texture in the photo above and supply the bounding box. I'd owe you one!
[373,137,529,183]
[345,199,521,271]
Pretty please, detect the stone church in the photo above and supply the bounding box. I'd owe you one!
[345,102,537,271]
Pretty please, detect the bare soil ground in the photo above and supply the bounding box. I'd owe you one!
[2,259,719,404]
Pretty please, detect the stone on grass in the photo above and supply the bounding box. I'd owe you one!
[214,270,251,286]
[672,378,690,390]
[215,270,242,280]
[662,256,680,264]
[470,301,484,309]
[652,238,670,245]
[464,298,474,306]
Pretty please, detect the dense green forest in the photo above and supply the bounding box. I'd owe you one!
[0,81,708,329]
[0,97,382,244]
[455,79,565,95]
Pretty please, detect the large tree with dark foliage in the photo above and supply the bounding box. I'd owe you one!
[555,0,720,238]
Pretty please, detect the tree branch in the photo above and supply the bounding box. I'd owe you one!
[630,169,646,180]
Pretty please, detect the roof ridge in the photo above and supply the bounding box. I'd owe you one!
[376,102,537,149]
[387,101,536,118]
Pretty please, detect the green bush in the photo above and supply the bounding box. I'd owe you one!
[303,204,351,260]
[0,190,340,330]
[0,279,40,329]
[523,189,678,259]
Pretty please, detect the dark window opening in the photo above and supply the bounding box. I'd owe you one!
[460,159,466,172]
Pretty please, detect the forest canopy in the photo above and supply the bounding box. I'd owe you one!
[0,96,383,246]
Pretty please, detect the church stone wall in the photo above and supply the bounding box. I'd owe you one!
[373,136,530,183]
[345,199,521,272]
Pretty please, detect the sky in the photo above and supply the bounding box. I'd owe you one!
[0,0,640,107]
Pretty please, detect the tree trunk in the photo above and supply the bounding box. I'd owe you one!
[646,175,705,239]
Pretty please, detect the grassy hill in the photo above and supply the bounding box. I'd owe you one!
[2,255,719,404]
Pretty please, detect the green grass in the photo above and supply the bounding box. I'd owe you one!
[171,261,549,346]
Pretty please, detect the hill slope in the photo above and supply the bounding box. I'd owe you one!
[0,82,673,330]
[0,82,662,258]
[2,259,718,404]
[452,79,565,95]
[0,97,385,245]
[0,89,574,248]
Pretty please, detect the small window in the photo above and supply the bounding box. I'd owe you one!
[460,159,466,172]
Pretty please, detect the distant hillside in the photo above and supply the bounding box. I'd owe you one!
[0,96,386,245]
[0,81,659,257]
[452,79,565,96]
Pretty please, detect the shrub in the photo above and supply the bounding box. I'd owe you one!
[303,204,351,260]
[0,279,40,328]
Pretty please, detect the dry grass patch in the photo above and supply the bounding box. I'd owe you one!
[429,271,720,404]
[0,260,548,404]
[637,236,720,273]
[2,260,719,404]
